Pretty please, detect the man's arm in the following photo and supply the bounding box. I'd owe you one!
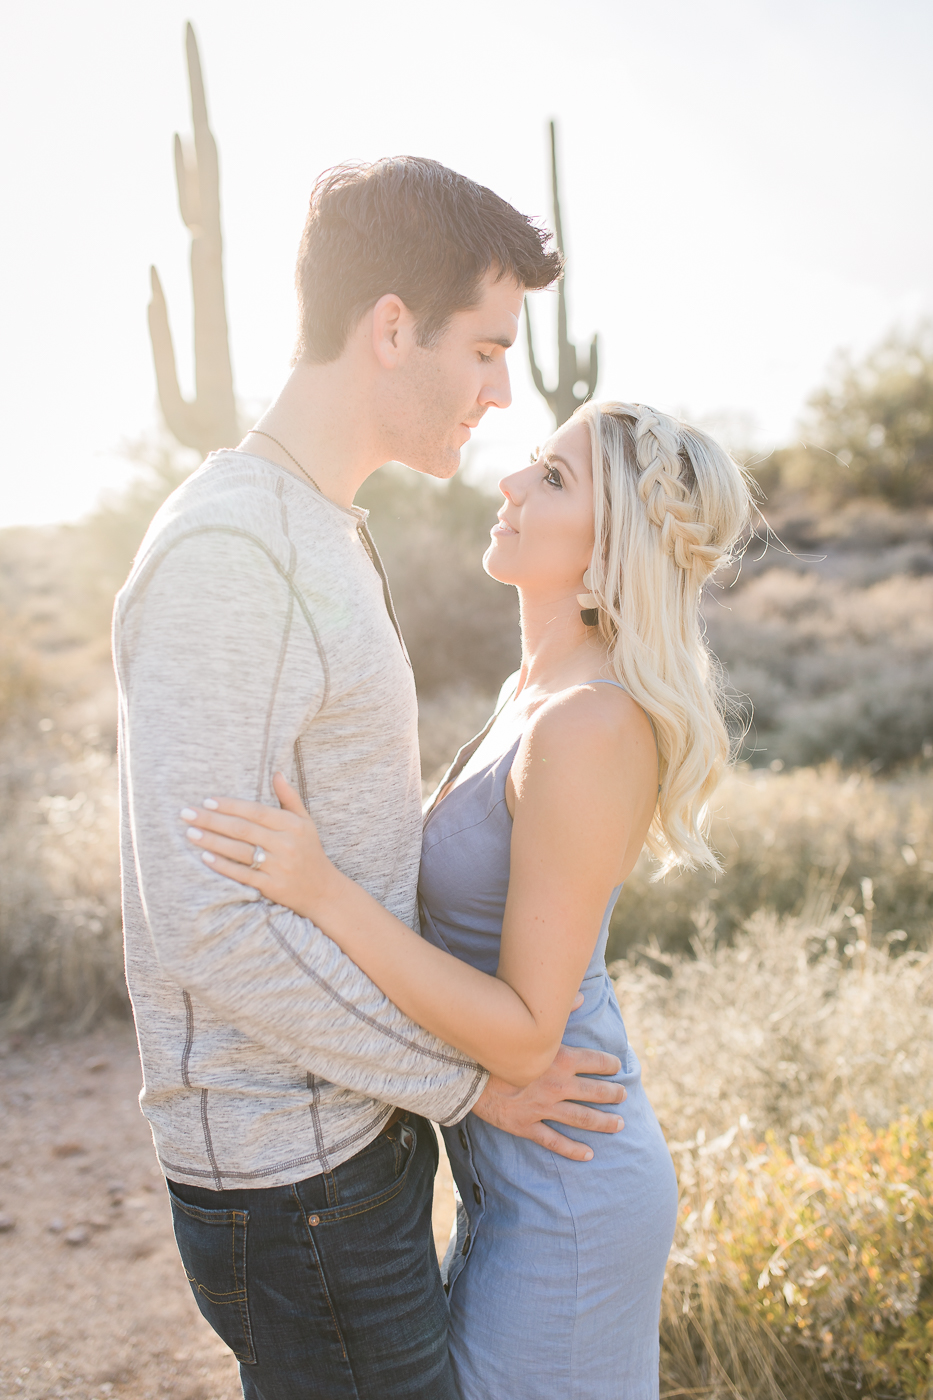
[117,529,486,1125]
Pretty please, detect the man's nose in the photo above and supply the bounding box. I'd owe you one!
[481,358,512,411]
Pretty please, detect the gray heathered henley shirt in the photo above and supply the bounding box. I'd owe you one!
[114,451,487,1190]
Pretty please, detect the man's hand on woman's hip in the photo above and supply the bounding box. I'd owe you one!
[471,1044,626,1162]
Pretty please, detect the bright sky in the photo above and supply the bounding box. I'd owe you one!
[1,0,931,526]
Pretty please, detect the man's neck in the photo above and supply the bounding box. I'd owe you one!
[239,361,386,508]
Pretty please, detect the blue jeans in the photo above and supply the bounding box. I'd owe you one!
[167,1113,457,1399]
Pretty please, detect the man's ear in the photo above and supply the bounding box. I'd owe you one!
[370,293,417,369]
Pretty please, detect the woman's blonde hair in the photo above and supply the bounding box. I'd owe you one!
[574,400,752,875]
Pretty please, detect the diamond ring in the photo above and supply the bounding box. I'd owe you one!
[250,846,267,871]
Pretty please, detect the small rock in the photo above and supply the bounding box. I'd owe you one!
[107,1181,126,1196]
[48,1217,66,1233]
[0,1213,15,1232]
[64,1225,90,1246]
[84,1055,110,1073]
[52,1141,86,1158]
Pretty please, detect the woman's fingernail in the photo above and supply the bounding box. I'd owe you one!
[180,808,197,821]
[582,1149,593,1161]
[186,828,203,842]
[203,798,219,810]
[202,851,216,864]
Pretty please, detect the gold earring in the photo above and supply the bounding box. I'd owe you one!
[576,569,598,626]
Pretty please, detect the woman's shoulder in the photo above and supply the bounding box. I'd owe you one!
[509,680,658,824]
[526,679,652,751]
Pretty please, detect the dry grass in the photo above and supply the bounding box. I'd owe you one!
[610,761,933,960]
[616,904,933,1397]
[0,720,123,1031]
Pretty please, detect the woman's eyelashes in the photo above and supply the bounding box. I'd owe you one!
[527,448,563,488]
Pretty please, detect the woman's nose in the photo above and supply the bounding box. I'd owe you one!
[498,468,527,503]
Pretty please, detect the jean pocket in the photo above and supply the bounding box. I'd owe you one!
[167,1181,256,1364]
[308,1117,424,1225]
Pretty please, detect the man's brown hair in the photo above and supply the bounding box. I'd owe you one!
[294,156,563,364]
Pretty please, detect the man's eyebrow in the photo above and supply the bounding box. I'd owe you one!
[474,334,515,349]
[543,452,578,482]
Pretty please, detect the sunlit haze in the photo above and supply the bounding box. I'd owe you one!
[2,0,931,525]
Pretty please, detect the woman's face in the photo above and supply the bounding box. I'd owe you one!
[483,419,595,600]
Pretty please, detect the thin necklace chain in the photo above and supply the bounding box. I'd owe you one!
[246,428,324,496]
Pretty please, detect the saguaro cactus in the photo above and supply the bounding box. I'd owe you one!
[148,24,238,457]
[526,121,598,427]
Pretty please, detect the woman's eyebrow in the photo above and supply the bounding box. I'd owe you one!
[543,452,578,482]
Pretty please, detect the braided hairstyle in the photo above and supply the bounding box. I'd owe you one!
[574,401,752,874]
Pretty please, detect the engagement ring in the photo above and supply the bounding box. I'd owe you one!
[250,846,267,870]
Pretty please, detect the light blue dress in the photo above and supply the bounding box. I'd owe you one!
[418,683,679,1400]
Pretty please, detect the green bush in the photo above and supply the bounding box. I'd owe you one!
[784,324,933,507]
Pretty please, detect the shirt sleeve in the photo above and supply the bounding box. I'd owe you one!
[116,528,487,1125]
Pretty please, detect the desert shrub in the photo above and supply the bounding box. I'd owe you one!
[614,910,933,1397]
[616,907,933,1144]
[660,1113,933,1399]
[69,435,198,636]
[358,464,520,696]
[417,684,499,791]
[705,568,933,769]
[609,762,933,961]
[781,323,933,508]
[0,717,125,1030]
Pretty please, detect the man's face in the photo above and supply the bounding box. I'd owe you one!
[379,270,524,479]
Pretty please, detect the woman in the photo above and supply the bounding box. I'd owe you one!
[181,401,751,1398]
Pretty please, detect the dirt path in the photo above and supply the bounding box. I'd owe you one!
[0,1024,456,1400]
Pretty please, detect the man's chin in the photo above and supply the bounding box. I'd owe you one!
[408,447,461,481]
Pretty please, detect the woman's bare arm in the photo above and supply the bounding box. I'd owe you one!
[181,686,656,1085]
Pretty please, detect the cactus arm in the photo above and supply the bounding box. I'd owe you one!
[524,120,599,427]
[549,122,564,258]
[185,23,237,452]
[524,302,558,420]
[148,24,238,459]
[147,267,200,449]
[186,21,209,135]
[173,134,195,229]
[525,302,548,397]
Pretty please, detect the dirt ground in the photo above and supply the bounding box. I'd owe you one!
[0,1023,456,1400]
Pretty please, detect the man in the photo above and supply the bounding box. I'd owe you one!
[115,157,626,1400]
